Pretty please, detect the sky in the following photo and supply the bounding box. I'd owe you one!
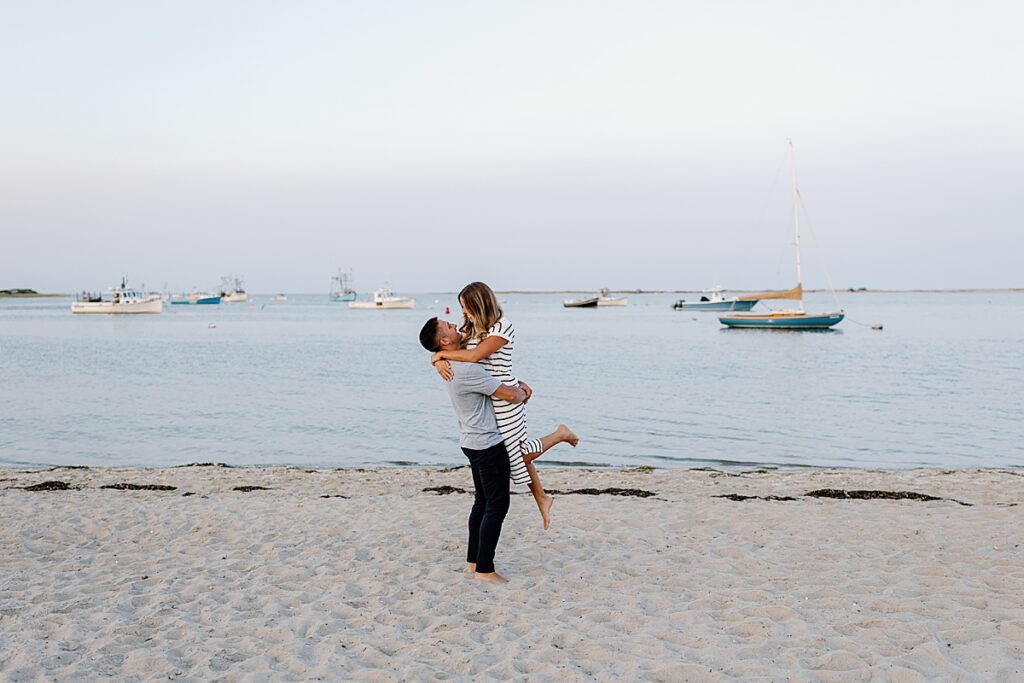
[2,1,1022,293]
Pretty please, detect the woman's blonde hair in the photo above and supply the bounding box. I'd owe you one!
[458,281,503,341]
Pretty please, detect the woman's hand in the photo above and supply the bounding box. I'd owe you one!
[518,381,533,403]
[434,358,454,382]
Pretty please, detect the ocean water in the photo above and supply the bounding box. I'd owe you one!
[1,292,1021,470]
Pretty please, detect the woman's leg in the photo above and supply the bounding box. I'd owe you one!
[522,424,580,464]
[523,455,554,531]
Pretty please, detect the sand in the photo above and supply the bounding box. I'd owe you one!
[1,465,1022,681]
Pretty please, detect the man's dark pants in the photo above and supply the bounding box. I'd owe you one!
[461,441,511,574]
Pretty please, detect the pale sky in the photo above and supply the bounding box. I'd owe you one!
[2,1,1022,293]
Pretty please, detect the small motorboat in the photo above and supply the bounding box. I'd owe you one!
[563,296,599,308]
[596,288,628,307]
[674,287,758,311]
[271,294,287,302]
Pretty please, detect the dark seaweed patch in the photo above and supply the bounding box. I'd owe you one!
[101,483,177,491]
[423,486,467,495]
[24,481,75,491]
[174,462,231,468]
[548,488,657,498]
[232,486,270,492]
[805,489,972,506]
[714,494,798,502]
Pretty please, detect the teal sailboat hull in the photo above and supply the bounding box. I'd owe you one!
[719,312,844,329]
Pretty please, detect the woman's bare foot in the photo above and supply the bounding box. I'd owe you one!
[540,494,555,530]
[557,424,579,447]
[474,571,508,584]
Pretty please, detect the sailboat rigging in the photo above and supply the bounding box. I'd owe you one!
[719,142,844,330]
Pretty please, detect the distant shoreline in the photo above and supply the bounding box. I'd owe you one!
[0,290,66,298]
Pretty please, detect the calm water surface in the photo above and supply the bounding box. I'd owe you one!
[1,292,1021,470]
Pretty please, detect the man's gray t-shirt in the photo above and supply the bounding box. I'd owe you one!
[445,361,503,450]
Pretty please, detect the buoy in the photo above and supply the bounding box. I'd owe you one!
[445,306,450,314]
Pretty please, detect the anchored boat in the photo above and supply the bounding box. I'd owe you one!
[330,269,357,302]
[170,290,221,305]
[597,288,629,307]
[72,279,163,314]
[219,276,248,302]
[674,287,758,311]
[348,287,415,309]
[719,142,843,331]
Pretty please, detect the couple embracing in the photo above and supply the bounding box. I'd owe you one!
[419,282,578,584]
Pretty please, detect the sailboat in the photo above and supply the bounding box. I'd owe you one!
[719,143,844,330]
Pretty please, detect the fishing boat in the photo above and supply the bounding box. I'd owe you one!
[348,287,415,309]
[271,294,287,302]
[673,287,758,311]
[219,276,248,302]
[597,288,629,307]
[719,142,844,330]
[170,290,221,305]
[71,279,163,314]
[330,269,357,302]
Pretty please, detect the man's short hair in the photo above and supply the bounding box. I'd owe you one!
[419,317,441,352]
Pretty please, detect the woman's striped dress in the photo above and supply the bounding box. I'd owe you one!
[467,317,541,486]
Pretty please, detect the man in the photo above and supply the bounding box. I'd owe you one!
[419,316,527,584]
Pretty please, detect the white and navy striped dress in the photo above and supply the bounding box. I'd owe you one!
[467,318,541,486]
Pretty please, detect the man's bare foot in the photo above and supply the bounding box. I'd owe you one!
[557,424,580,447]
[466,562,476,573]
[540,494,554,530]
[473,571,508,584]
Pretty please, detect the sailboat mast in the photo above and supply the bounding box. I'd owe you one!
[789,140,804,312]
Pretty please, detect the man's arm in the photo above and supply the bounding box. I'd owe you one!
[492,383,526,404]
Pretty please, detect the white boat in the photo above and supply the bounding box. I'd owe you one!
[348,287,415,309]
[330,269,356,302]
[271,294,287,302]
[673,287,758,311]
[565,288,627,308]
[71,279,163,314]
[219,275,248,302]
[596,288,628,307]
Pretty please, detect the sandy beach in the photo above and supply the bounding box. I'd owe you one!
[1,465,1022,681]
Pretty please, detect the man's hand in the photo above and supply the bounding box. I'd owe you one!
[518,381,533,404]
[492,382,526,404]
